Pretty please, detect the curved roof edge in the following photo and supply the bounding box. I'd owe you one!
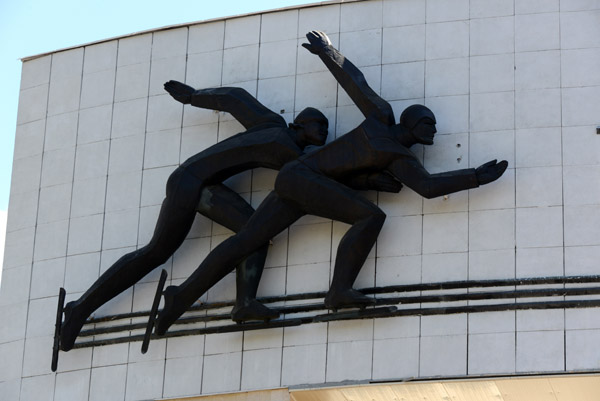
[21,0,359,62]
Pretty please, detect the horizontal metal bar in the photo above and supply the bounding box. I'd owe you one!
[84,275,600,325]
[77,285,600,338]
[73,317,307,348]
[365,275,600,295]
[72,298,600,349]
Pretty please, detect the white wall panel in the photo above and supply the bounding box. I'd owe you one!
[4,1,600,399]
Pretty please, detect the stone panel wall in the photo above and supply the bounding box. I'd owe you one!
[2,0,600,399]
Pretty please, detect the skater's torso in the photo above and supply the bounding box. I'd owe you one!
[178,125,302,184]
[299,117,415,179]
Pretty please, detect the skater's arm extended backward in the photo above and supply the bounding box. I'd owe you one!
[164,81,285,129]
[302,31,394,125]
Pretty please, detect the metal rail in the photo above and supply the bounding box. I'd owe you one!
[67,275,600,349]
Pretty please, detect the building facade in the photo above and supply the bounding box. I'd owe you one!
[1,0,600,400]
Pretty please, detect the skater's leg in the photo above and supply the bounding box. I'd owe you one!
[60,169,200,350]
[309,195,385,308]
[197,184,276,321]
[155,192,304,334]
[277,166,386,309]
[325,209,385,308]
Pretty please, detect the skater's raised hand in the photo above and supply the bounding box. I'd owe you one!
[302,30,332,55]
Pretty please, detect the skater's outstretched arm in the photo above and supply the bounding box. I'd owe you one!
[302,31,394,126]
[388,157,508,199]
[164,80,286,129]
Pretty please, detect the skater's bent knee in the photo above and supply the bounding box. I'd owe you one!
[365,209,386,229]
[373,210,386,224]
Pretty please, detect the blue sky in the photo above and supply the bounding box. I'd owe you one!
[0,0,317,212]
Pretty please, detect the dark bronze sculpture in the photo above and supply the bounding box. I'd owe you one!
[57,83,332,351]
[152,31,508,336]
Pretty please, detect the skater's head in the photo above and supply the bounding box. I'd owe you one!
[400,105,437,145]
[291,107,329,147]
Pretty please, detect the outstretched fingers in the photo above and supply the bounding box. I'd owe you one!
[495,160,508,175]
[311,30,330,42]
[164,80,194,104]
[303,30,332,54]
[476,159,509,185]
[481,159,498,169]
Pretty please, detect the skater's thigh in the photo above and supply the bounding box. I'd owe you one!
[276,165,382,225]
[197,184,254,233]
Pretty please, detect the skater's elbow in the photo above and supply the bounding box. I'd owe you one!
[413,181,438,199]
